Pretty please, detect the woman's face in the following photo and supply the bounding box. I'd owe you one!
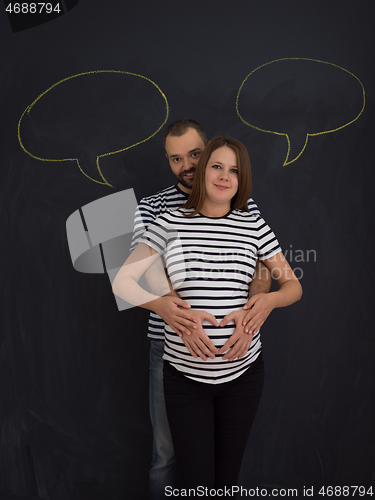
[204,146,239,207]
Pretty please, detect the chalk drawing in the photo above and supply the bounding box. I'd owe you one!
[236,58,365,165]
[18,70,169,186]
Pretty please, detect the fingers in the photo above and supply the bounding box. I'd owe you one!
[193,329,218,357]
[196,334,218,357]
[163,301,198,335]
[182,339,200,358]
[174,298,192,309]
[175,310,198,325]
[242,296,271,333]
[203,312,220,327]
[218,335,236,354]
[182,326,254,362]
[242,309,256,328]
[174,327,191,338]
[244,311,263,333]
[243,296,256,310]
[219,311,234,327]
[222,335,253,361]
[181,335,217,360]
[218,319,254,360]
[167,320,193,336]
[174,315,197,331]
[224,346,245,361]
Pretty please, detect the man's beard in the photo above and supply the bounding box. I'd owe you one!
[174,168,195,190]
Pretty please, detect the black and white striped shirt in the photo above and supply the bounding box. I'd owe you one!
[140,208,281,384]
[130,184,261,341]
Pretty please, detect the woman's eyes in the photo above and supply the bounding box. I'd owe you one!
[212,164,238,174]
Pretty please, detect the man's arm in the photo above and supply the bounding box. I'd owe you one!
[144,262,219,360]
[242,259,272,331]
[249,260,272,296]
[143,261,198,336]
[114,245,219,360]
[130,199,206,334]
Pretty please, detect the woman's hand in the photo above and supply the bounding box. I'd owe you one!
[180,310,219,360]
[218,309,254,361]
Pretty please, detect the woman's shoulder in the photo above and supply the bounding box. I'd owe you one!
[229,209,268,231]
[231,209,262,222]
[167,207,195,218]
[154,207,194,223]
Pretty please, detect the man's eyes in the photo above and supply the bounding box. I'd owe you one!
[172,153,199,162]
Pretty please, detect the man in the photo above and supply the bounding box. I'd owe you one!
[129,120,271,499]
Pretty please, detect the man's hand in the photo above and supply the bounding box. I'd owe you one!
[152,295,197,337]
[180,310,219,361]
[218,309,254,361]
[242,293,276,334]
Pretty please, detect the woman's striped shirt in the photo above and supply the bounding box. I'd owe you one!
[130,184,260,340]
[140,207,281,384]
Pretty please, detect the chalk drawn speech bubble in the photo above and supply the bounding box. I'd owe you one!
[18,70,169,186]
[236,58,365,165]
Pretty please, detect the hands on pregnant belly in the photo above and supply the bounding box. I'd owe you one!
[177,308,254,362]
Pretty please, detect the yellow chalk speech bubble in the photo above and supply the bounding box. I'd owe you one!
[18,70,169,186]
[236,58,365,165]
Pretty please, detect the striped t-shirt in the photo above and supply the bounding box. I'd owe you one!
[130,184,261,341]
[139,208,281,384]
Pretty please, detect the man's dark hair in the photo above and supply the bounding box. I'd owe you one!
[163,119,208,149]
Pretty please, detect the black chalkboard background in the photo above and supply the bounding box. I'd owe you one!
[1,1,375,499]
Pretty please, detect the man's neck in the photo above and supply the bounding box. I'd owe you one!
[177,183,192,194]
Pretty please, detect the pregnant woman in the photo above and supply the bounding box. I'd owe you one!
[113,136,302,493]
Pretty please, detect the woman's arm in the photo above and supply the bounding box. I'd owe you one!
[261,251,302,306]
[243,251,302,333]
[218,251,302,359]
[112,242,170,306]
[113,242,219,358]
[113,242,206,334]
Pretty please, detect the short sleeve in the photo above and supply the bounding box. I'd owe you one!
[247,197,261,216]
[138,213,172,255]
[256,217,282,260]
[129,199,157,252]
[139,213,186,288]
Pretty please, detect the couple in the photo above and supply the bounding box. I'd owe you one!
[113,121,302,496]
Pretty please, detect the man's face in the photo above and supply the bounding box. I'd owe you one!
[165,128,206,193]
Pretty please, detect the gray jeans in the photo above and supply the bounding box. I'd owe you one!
[149,340,177,499]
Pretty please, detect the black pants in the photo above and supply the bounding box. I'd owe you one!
[163,355,264,492]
